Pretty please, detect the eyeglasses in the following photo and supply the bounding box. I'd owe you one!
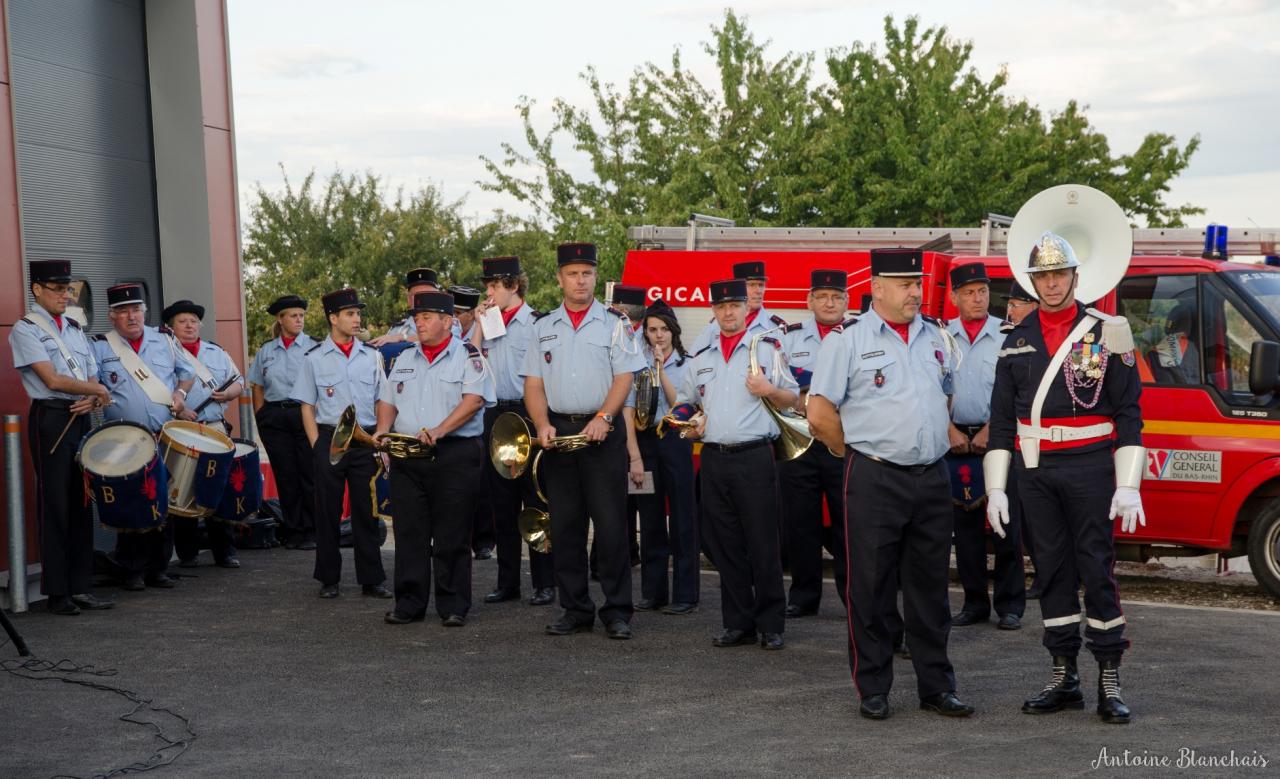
[35,283,72,295]
[811,294,847,306]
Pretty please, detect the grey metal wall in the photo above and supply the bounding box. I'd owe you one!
[7,0,162,332]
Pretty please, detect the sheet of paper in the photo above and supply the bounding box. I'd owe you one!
[479,305,507,339]
[628,471,655,495]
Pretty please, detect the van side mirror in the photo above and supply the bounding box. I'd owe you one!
[1249,341,1280,395]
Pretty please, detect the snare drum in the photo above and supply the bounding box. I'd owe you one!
[213,438,263,523]
[159,420,235,518]
[76,421,168,532]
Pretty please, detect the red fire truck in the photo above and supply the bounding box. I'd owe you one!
[621,222,1280,598]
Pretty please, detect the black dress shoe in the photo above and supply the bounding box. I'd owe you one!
[362,583,393,599]
[605,620,632,640]
[1026,582,1043,600]
[145,574,176,589]
[384,610,424,625]
[920,692,975,717]
[296,539,317,551]
[545,616,593,636]
[318,584,340,599]
[485,588,520,604]
[997,613,1022,631]
[785,604,817,618]
[951,610,988,626]
[70,593,115,610]
[1023,656,1084,715]
[47,596,80,616]
[760,633,785,650]
[121,574,145,592]
[635,598,667,611]
[662,602,697,615]
[712,629,757,647]
[216,556,241,569]
[859,694,890,720]
[178,557,199,569]
[528,588,555,606]
[442,614,466,628]
[473,546,494,560]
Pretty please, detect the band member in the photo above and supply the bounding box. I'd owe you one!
[689,261,787,353]
[676,278,795,650]
[9,261,114,614]
[474,256,556,606]
[248,295,319,549]
[293,288,391,599]
[93,283,195,591]
[634,299,699,614]
[984,232,1144,723]
[377,291,496,627]
[1000,282,1041,598]
[779,269,850,618]
[520,242,645,639]
[612,283,648,570]
[1004,284,1039,326]
[448,285,494,559]
[368,268,459,347]
[945,265,1025,630]
[808,248,974,720]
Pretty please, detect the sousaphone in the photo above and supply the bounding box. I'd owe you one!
[1006,184,1134,302]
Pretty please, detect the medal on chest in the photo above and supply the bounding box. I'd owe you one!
[1063,332,1108,409]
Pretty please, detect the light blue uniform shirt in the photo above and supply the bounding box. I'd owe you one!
[291,336,386,427]
[379,338,496,438]
[688,306,785,354]
[93,326,195,433]
[654,349,690,421]
[519,300,646,415]
[247,333,318,402]
[675,333,795,445]
[9,306,97,401]
[781,317,840,387]
[809,308,955,466]
[946,314,1003,426]
[481,303,536,402]
[180,341,244,425]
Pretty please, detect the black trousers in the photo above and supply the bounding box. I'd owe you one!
[1017,449,1129,662]
[700,441,785,634]
[844,452,956,699]
[472,479,495,553]
[950,453,1025,619]
[312,426,386,587]
[28,400,93,596]
[779,444,847,613]
[389,437,481,618]
[635,429,699,605]
[256,402,316,542]
[484,404,554,593]
[173,516,235,563]
[1012,468,1040,584]
[114,519,174,576]
[542,413,632,625]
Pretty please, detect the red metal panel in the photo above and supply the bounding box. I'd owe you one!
[205,128,242,322]
[0,327,42,571]
[0,84,25,325]
[195,0,230,131]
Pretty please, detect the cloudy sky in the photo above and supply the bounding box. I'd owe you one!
[226,0,1279,230]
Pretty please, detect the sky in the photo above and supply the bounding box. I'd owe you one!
[226,0,1280,232]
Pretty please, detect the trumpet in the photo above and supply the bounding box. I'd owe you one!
[748,326,815,462]
[329,405,435,465]
[657,410,704,439]
[488,412,603,479]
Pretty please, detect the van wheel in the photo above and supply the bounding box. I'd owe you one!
[1247,500,1280,600]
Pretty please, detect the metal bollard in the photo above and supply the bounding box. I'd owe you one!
[5,414,27,613]
[239,395,255,442]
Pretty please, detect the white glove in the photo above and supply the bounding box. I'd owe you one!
[986,489,1009,539]
[1109,486,1146,534]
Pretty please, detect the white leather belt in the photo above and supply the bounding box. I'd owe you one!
[1016,420,1114,443]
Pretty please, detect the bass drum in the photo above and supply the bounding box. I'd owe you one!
[212,438,263,523]
[76,421,168,532]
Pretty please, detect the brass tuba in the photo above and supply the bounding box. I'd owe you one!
[633,347,661,431]
[748,327,814,462]
[488,412,601,479]
[518,450,552,553]
[329,405,434,465]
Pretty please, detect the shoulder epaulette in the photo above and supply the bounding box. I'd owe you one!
[93,333,107,342]
[532,309,551,321]
[158,325,173,336]
[1086,307,1135,354]
[692,344,715,358]
[999,321,1016,333]
[463,342,480,357]
[769,314,788,327]
[833,316,859,333]
[607,306,625,318]
[920,314,941,327]
[304,343,323,355]
[782,321,803,334]
[67,318,81,329]
[19,316,33,326]
[760,336,781,349]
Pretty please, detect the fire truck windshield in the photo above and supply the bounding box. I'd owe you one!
[1225,270,1280,335]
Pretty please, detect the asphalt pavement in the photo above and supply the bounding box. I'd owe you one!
[3,544,1279,778]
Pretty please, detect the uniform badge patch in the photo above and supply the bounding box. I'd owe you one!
[544,351,552,364]
[325,386,335,397]
[934,349,944,365]
[471,358,483,373]
[109,371,118,384]
[874,368,885,388]
[1121,351,1136,367]
[698,385,706,397]
[396,382,404,394]
[1016,338,1026,347]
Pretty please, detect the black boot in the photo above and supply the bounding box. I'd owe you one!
[1096,659,1131,724]
[1022,655,1084,714]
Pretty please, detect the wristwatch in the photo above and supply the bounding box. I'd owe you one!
[596,411,614,424]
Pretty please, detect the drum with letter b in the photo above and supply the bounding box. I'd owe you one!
[76,421,168,532]
[213,438,263,523]
[159,420,235,518]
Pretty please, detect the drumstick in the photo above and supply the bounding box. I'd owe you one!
[192,376,239,414]
[48,396,110,455]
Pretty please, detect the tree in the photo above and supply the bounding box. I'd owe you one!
[481,12,1202,251]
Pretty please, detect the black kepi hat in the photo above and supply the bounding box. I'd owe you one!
[30,260,72,284]
[612,284,646,307]
[557,242,597,266]
[710,279,748,304]
[1003,284,1036,303]
[732,261,767,281]
[869,248,924,277]
[322,288,366,315]
[405,268,439,289]
[448,286,481,311]
[481,256,522,279]
[949,263,990,289]
[161,299,205,323]
[410,291,454,315]
[106,283,145,308]
[810,269,845,292]
[268,294,308,315]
